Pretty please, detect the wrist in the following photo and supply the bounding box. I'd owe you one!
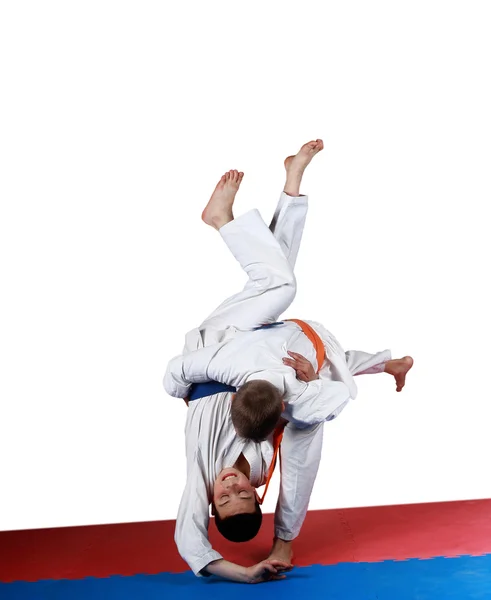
[242,566,254,584]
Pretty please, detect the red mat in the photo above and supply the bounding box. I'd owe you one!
[1,499,490,583]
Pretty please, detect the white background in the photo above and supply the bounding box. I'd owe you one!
[1,1,490,532]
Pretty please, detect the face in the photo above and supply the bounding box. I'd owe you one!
[212,468,257,520]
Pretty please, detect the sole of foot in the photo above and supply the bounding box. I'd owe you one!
[394,356,414,392]
[284,139,324,172]
[201,170,244,229]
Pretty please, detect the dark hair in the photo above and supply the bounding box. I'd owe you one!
[214,500,263,542]
[231,380,283,442]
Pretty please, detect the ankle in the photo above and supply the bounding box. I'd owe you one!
[273,537,292,548]
[384,360,395,374]
[283,180,301,197]
[212,213,234,230]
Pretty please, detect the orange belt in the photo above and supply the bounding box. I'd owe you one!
[258,319,326,504]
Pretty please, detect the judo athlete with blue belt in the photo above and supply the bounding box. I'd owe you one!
[164,140,413,584]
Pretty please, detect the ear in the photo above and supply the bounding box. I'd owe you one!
[281,401,285,411]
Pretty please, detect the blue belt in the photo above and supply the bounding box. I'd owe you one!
[187,322,284,401]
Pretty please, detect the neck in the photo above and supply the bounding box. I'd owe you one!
[233,452,251,479]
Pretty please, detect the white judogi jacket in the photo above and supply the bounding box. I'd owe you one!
[176,391,270,575]
[165,320,390,428]
[167,194,390,575]
[176,389,326,576]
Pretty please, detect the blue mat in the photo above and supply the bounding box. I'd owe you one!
[2,555,491,599]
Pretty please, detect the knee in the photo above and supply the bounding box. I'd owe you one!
[282,271,297,305]
[273,269,297,312]
[255,264,296,308]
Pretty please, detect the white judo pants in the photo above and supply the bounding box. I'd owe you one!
[184,192,307,353]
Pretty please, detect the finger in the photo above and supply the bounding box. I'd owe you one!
[297,368,310,378]
[275,565,293,573]
[267,560,292,569]
[293,357,309,368]
[282,358,297,367]
[262,564,278,574]
[288,351,308,361]
[296,370,308,382]
[284,360,302,370]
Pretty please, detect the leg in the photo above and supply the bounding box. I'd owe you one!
[198,206,297,345]
[268,193,308,271]
[269,140,324,270]
[346,350,414,392]
[192,141,324,348]
[269,422,325,564]
[184,169,296,350]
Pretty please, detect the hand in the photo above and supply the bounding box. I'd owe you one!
[282,351,319,382]
[245,559,293,584]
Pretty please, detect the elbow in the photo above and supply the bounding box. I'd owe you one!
[163,369,175,396]
[163,372,189,399]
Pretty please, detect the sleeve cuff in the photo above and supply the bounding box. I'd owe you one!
[192,550,224,577]
[163,370,191,398]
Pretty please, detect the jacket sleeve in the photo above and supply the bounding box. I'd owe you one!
[283,372,352,427]
[163,342,228,398]
[174,450,223,576]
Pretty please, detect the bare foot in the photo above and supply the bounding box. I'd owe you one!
[284,139,324,173]
[201,170,244,230]
[284,139,324,196]
[384,356,414,392]
[268,538,293,565]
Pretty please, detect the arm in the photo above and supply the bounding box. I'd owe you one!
[176,422,291,582]
[176,469,290,582]
[283,373,351,427]
[281,349,355,425]
[163,354,193,398]
[174,452,223,575]
[205,558,292,583]
[163,342,228,398]
[247,365,350,427]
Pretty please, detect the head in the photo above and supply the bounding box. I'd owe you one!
[212,468,262,542]
[231,379,284,442]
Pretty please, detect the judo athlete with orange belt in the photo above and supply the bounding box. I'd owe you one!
[164,140,413,584]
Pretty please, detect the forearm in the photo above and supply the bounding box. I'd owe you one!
[164,346,222,398]
[287,378,351,426]
[203,559,251,583]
